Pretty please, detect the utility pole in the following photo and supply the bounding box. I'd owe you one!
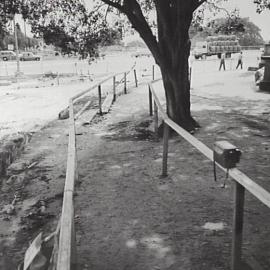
[13,17,21,77]
[24,19,27,51]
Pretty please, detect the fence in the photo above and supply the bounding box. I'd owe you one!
[148,80,270,270]
[55,65,157,270]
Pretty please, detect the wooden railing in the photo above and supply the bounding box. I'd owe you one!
[56,65,156,270]
[148,80,270,270]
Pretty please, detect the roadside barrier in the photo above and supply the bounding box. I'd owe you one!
[148,80,270,270]
[55,64,157,270]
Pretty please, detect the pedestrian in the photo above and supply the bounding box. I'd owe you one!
[236,52,243,69]
[219,52,226,71]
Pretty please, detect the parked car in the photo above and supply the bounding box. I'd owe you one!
[0,50,16,61]
[19,52,41,61]
[131,48,151,58]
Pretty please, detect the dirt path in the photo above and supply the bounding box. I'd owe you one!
[75,82,270,270]
[0,71,269,269]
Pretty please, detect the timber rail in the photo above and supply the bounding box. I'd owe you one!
[148,80,270,270]
[56,65,157,270]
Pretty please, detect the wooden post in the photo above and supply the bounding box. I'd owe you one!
[124,72,127,94]
[231,181,245,270]
[113,76,116,102]
[98,85,102,115]
[149,86,153,116]
[152,65,155,80]
[154,101,159,140]
[134,69,138,87]
[71,207,77,269]
[162,122,169,177]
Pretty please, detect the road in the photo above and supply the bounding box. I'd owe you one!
[0,49,268,140]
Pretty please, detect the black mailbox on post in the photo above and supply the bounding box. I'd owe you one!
[214,141,241,169]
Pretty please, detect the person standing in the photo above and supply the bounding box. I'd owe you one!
[219,52,226,71]
[236,52,243,69]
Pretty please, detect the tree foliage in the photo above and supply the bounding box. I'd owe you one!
[0,0,121,59]
[207,16,264,46]
[254,0,270,12]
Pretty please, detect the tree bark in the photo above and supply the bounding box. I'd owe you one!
[101,0,202,131]
[159,42,199,131]
[156,2,199,131]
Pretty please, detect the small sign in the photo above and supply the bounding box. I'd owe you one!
[8,44,14,50]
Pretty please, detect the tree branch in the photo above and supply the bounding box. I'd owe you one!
[192,0,207,11]
[101,0,123,11]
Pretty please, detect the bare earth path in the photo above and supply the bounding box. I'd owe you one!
[0,69,269,269]
[75,78,270,270]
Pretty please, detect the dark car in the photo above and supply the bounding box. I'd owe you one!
[20,52,41,61]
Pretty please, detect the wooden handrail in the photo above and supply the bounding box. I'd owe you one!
[57,100,77,270]
[148,81,270,208]
[56,63,139,270]
[148,80,270,270]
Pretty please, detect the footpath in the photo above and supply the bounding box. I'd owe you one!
[0,76,270,270]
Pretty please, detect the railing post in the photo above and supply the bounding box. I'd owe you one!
[134,69,138,87]
[162,122,169,177]
[113,75,116,102]
[154,101,159,140]
[152,65,155,80]
[124,72,127,94]
[71,207,77,269]
[231,181,245,270]
[148,85,153,116]
[98,85,102,116]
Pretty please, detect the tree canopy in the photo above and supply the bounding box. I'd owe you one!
[0,0,121,58]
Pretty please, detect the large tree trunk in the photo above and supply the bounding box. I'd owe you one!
[156,3,199,132]
[159,38,198,131]
[106,0,201,131]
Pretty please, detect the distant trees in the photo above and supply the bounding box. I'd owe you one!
[207,16,264,46]
[0,23,39,50]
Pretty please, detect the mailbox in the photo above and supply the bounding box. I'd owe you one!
[213,141,241,169]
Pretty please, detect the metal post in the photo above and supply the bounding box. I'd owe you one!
[152,65,155,80]
[231,181,245,270]
[154,101,159,140]
[113,76,116,102]
[134,69,138,87]
[162,122,169,177]
[124,72,127,94]
[98,85,102,115]
[149,86,153,116]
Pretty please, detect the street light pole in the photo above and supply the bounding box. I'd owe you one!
[13,17,21,76]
